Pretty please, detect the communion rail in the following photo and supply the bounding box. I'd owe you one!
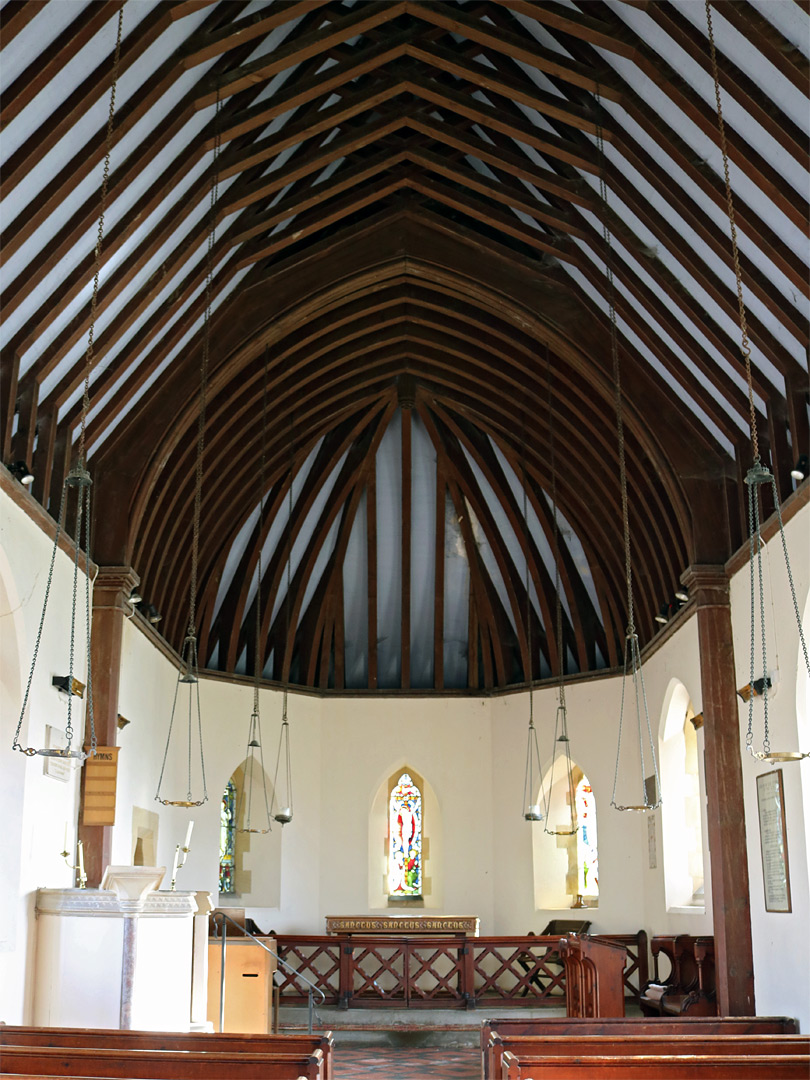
[272,932,647,1010]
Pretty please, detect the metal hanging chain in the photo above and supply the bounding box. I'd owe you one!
[595,88,661,810]
[239,347,273,833]
[543,348,577,835]
[81,486,96,755]
[705,0,759,463]
[522,445,534,733]
[707,0,810,760]
[545,345,566,711]
[281,420,294,722]
[520,433,543,821]
[9,0,123,757]
[595,95,634,637]
[272,422,295,819]
[13,484,69,754]
[188,88,223,641]
[78,2,125,467]
[254,347,271,712]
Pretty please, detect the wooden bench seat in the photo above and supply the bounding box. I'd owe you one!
[0,1044,324,1079]
[0,1025,333,1078]
[480,1016,799,1079]
[499,1050,810,1079]
[487,1032,810,1080]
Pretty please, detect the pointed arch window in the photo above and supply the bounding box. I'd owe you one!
[220,779,237,894]
[575,777,599,899]
[388,772,422,897]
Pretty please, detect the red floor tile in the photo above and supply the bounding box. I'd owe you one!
[333,1047,479,1079]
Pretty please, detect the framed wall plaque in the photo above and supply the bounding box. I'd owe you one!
[756,769,791,913]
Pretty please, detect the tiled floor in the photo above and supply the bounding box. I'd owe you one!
[333,1046,479,1078]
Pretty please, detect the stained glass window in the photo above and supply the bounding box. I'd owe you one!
[220,779,236,894]
[388,772,422,897]
[576,778,599,898]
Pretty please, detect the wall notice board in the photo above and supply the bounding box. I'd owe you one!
[756,768,791,913]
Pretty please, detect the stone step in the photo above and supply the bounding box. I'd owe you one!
[277,1004,566,1049]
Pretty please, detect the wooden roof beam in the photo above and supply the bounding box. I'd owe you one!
[403,0,624,101]
[181,0,331,67]
[495,0,641,60]
[0,0,49,47]
[0,1,120,126]
[195,0,409,107]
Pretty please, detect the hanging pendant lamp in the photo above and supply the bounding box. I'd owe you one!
[705,0,809,763]
[270,436,295,826]
[541,353,578,837]
[593,97,661,812]
[155,90,224,808]
[11,5,125,766]
[236,349,273,834]
[520,458,543,823]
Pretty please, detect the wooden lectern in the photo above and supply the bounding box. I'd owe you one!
[559,934,627,1017]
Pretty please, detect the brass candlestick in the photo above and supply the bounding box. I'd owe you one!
[61,838,87,889]
[169,843,191,891]
[170,820,194,891]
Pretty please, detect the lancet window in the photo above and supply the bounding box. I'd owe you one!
[220,779,237,894]
[576,778,599,899]
[388,772,422,897]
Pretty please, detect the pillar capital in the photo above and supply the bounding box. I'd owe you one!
[681,564,729,609]
[93,565,140,612]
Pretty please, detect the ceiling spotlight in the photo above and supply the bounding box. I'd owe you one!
[7,460,34,486]
[144,603,162,625]
[128,591,143,606]
[675,588,689,603]
[654,605,669,625]
[790,454,808,482]
[737,676,772,703]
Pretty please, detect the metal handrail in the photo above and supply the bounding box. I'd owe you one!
[211,911,326,1034]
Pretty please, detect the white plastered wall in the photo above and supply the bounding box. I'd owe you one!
[1,485,808,1030]
[730,502,810,1030]
[0,488,90,1024]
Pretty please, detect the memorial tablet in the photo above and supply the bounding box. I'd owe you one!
[756,769,791,913]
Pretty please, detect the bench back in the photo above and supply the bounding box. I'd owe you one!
[488,1031,809,1079]
[0,1044,323,1080]
[499,1050,810,1079]
[480,1015,798,1057]
[0,1025,333,1056]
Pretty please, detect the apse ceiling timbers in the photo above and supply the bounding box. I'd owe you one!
[0,0,807,693]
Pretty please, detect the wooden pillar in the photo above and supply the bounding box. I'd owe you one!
[79,565,139,887]
[681,564,755,1016]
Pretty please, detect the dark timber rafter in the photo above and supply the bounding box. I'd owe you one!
[1,0,806,692]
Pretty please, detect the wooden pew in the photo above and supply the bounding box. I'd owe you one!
[479,1016,800,1080]
[0,1044,324,1079]
[499,1050,810,1078]
[640,935,716,1016]
[487,1032,809,1080]
[0,1025,333,1078]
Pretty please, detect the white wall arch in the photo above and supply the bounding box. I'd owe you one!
[532,759,598,911]
[218,755,282,909]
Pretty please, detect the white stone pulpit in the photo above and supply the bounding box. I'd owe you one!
[34,879,199,1031]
